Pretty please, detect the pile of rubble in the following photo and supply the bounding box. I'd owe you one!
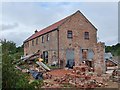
[13,52,51,80]
[110,69,120,83]
[13,52,111,88]
[42,64,108,88]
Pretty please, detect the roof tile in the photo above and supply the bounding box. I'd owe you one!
[24,16,69,42]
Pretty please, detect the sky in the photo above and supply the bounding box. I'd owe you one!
[0,2,118,46]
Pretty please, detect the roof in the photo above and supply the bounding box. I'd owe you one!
[24,10,97,43]
[24,15,70,42]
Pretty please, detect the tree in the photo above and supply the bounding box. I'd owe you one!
[105,43,120,56]
[1,39,16,54]
[1,39,43,89]
[1,39,30,89]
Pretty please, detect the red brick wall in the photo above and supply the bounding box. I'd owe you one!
[24,11,98,67]
[58,11,97,66]
[93,42,106,75]
[24,30,59,65]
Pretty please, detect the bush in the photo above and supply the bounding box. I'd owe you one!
[29,80,43,89]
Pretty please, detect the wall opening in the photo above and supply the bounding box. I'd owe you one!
[42,51,48,63]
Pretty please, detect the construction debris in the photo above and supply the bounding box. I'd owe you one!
[28,70,43,80]
[36,61,50,71]
[13,51,117,88]
[42,64,109,88]
[111,69,120,82]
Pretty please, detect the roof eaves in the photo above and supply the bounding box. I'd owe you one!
[24,28,58,43]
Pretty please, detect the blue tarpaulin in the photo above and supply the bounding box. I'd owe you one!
[29,70,43,80]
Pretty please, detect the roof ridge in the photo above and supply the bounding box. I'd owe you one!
[24,11,78,42]
[58,10,81,28]
[39,15,70,32]
[25,16,70,42]
[24,10,92,42]
[37,10,79,33]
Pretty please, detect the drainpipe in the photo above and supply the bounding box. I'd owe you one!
[57,28,60,68]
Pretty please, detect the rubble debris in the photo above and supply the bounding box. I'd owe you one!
[22,69,29,73]
[111,69,120,82]
[42,79,61,88]
[15,65,22,71]
[43,73,52,79]
[36,61,50,71]
[28,70,43,80]
[51,61,58,66]
[66,59,75,69]
[21,50,40,61]
[42,64,109,88]
[13,50,114,88]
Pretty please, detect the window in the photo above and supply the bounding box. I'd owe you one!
[36,38,38,45]
[42,36,44,43]
[84,32,89,40]
[47,34,49,41]
[24,43,27,48]
[32,39,34,46]
[67,31,73,39]
[27,42,29,47]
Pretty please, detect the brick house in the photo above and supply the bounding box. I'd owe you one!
[24,10,106,73]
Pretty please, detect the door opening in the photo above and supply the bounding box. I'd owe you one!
[42,51,48,63]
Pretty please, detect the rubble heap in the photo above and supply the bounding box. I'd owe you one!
[42,64,108,88]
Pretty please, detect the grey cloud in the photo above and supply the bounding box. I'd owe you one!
[1,23,19,30]
[1,31,31,46]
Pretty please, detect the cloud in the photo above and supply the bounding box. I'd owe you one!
[1,23,19,30]
[0,30,31,46]
[98,36,118,46]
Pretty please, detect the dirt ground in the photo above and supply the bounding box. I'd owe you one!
[48,69,73,77]
[105,80,119,88]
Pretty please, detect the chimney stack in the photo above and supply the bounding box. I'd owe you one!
[35,29,38,33]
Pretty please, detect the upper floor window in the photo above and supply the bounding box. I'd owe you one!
[47,34,49,41]
[25,42,29,48]
[42,36,44,43]
[36,38,38,45]
[27,42,29,47]
[67,31,73,39]
[84,32,89,40]
[32,39,34,46]
[24,43,27,48]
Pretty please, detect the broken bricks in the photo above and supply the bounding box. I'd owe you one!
[42,64,108,88]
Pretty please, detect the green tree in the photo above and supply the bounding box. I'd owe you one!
[1,39,43,89]
[1,39,16,54]
[105,43,120,56]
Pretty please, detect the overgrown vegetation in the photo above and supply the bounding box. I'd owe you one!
[105,43,120,56]
[1,39,43,89]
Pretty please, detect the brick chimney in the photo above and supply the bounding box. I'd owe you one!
[35,29,38,33]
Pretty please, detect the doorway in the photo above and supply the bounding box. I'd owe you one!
[43,51,48,63]
[66,49,75,68]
